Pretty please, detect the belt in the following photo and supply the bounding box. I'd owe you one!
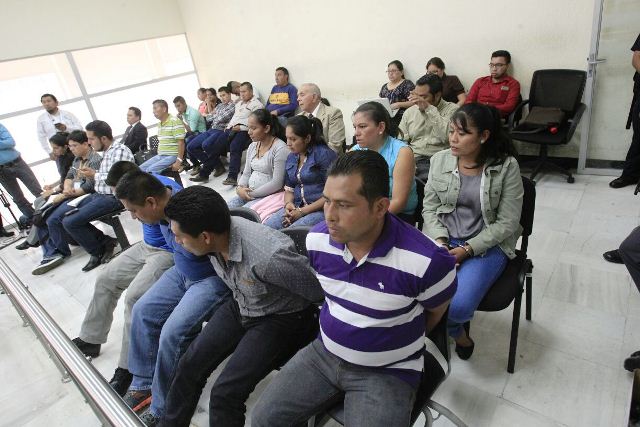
[0,157,21,168]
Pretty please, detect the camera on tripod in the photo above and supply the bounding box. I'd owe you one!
[0,187,27,231]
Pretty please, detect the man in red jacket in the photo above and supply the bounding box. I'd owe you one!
[466,50,521,118]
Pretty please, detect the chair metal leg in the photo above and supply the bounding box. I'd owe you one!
[507,291,522,373]
[425,400,468,427]
[525,274,533,321]
[110,216,130,250]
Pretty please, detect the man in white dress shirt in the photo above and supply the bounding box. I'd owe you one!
[36,93,83,160]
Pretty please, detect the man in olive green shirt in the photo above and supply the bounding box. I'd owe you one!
[398,74,459,181]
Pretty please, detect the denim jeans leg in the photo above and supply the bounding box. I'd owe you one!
[62,194,122,257]
[263,207,286,229]
[140,155,178,173]
[128,266,186,391]
[228,131,251,179]
[447,241,509,338]
[289,211,326,228]
[198,131,226,178]
[42,200,75,258]
[186,133,207,163]
[159,299,246,427]
[251,339,345,427]
[149,275,230,418]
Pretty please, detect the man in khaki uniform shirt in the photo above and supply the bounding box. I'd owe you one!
[399,74,459,181]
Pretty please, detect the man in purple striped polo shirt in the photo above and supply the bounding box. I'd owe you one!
[253,150,457,427]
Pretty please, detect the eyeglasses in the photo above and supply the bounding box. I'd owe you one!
[489,63,507,69]
[386,69,400,74]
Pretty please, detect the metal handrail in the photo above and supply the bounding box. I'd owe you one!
[0,258,143,427]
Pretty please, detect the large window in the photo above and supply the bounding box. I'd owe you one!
[0,34,198,226]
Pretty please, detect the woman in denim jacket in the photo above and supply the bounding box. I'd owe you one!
[423,104,523,360]
[264,115,336,229]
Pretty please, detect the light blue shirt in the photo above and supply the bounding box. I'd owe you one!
[353,136,418,215]
[0,123,20,165]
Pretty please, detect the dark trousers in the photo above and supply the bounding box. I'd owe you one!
[0,156,42,219]
[62,193,122,257]
[621,97,640,179]
[619,226,640,293]
[159,299,318,427]
[227,130,252,179]
[187,129,225,178]
[415,155,431,183]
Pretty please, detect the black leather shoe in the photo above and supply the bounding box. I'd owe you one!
[109,367,133,397]
[455,338,475,360]
[82,255,102,272]
[72,337,101,358]
[15,240,39,250]
[100,237,118,263]
[603,249,624,264]
[0,228,15,238]
[624,350,640,372]
[609,176,637,189]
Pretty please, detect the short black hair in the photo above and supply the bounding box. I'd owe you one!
[105,161,139,187]
[85,120,113,140]
[173,96,186,104]
[67,130,88,144]
[41,93,58,103]
[153,99,168,110]
[164,186,230,237]
[491,50,511,64]
[327,150,389,206]
[115,170,169,206]
[218,86,231,94]
[240,81,253,91]
[197,87,206,94]
[129,106,142,118]
[416,73,443,95]
[276,66,289,76]
[49,132,69,147]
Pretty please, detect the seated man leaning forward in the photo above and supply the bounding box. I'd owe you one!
[252,150,457,427]
[399,73,459,181]
[71,161,177,397]
[158,186,323,427]
[32,121,135,274]
[139,99,186,173]
[117,172,230,426]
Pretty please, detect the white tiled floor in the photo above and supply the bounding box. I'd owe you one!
[0,171,637,427]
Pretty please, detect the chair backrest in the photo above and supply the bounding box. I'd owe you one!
[280,226,311,256]
[528,69,587,116]
[229,207,261,223]
[519,176,536,238]
[149,135,159,152]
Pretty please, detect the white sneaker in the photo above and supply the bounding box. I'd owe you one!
[32,255,65,275]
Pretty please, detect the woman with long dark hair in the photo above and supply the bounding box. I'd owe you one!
[422,103,523,360]
[264,115,336,229]
[226,109,289,208]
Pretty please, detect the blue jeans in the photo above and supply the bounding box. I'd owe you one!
[128,267,230,418]
[251,339,416,427]
[226,196,263,209]
[263,207,325,230]
[227,131,252,179]
[447,239,508,338]
[39,199,76,259]
[62,193,123,257]
[187,129,226,178]
[140,155,177,173]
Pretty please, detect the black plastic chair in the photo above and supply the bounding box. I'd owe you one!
[466,176,536,373]
[229,207,261,223]
[510,69,587,183]
[310,308,466,427]
[280,226,310,257]
[95,209,130,250]
[415,176,426,231]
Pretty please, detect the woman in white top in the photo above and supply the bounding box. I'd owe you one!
[227,109,289,208]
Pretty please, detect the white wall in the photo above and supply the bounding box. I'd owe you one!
[180,0,597,157]
[0,0,185,61]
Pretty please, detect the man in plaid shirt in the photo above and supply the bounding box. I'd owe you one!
[32,120,135,275]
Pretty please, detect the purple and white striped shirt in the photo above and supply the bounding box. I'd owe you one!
[307,213,457,386]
